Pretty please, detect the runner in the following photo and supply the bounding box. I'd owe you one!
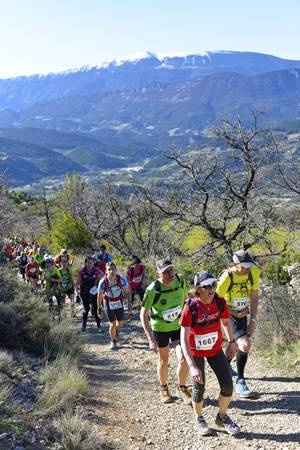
[59,257,75,317]
[93,244,113,273]
[54,248,74,268]
[97,262,130,350]
[43,258,63,318]
[25,256,40,292]
[16,252,28,280]
[180,270,240,436]
[140,259,191,404]
[77,256,102,332]
[216,250,260,398]
[126,256,146,308]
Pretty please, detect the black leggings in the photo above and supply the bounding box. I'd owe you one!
[192,351,233,403]
[81,292,100,327]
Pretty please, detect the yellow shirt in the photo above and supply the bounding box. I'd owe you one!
[216,266,260,310]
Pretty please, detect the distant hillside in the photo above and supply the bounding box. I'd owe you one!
[0,51,299,188]
[0,133,127,186]
[7,69,300,140]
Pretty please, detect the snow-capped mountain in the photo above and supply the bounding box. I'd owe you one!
[1,50,300,110]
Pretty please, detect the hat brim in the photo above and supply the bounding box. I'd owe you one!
[199,277,217,287]
[157,264,174,273]
[240,262,253,268]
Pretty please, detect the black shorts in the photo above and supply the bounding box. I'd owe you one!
[152,329,180,348]
[104,300,124,323]
[231,316,248,340]
[62,287,74,296]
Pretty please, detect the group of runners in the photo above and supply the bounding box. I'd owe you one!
[2,237,260,437]
[140,250,260,437]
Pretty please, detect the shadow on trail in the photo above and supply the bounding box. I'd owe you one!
[230,390,300,415]
[248,375,300,383]
[239,431,300,444]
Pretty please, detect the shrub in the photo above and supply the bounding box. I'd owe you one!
[0,350,13,375]
[256,267,300,354]
[0,267,20,303]
[0,304,18,348]
[57,408,93,450]
[36,354,87,416]
[44,320,84,361]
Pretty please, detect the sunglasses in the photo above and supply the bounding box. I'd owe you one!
[107,267,115,271]
[200,282,217,289]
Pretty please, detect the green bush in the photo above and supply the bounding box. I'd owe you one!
[261,250,300,284]
[0,267,20,303]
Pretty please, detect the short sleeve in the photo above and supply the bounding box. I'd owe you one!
[216,272,231,297]
[179,303,192,327]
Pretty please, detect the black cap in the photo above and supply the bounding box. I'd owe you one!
[233,250,254,268]
[132,256,141,264]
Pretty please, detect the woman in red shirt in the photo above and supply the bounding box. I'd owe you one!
[180,271,240,437]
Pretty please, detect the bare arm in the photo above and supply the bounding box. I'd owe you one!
[247,289,259,336]
[140,306,157,352]
[97,291,103,310]
[221,317,237,359]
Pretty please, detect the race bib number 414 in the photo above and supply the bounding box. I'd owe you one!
[194,332,218,350]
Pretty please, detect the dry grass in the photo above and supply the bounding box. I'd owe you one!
[0,350,13,375]
[36,354,87,416]
[57,408,94,450]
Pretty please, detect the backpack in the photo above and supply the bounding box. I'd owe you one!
[147,274,185,320]
[103,274,124,299]
[186,294,224,327]
[221,268,253,300]
[152,273,185,307]
[82,267,98,291]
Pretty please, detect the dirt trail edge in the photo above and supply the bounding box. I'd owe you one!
[81,313,299,450]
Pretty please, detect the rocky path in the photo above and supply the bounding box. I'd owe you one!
[81,312,300,450]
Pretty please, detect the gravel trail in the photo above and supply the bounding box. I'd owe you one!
[81,312,300,450]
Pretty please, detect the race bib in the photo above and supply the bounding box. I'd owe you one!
[109,299,122,310]
[232,297,250,311]
[162,305,182,322]
[133,275,142,283]
[89,286,98,295]
[29,268,37,273]
[194,332,218,350]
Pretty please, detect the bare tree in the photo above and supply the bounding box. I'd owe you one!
[139,113,284,261]
[273,135,300,195]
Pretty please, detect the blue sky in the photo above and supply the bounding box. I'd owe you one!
[1,0,299,78]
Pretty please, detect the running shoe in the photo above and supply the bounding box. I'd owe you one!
[177,385,192,404]
[110,341,117,350]
[195,416,213,436]
[81,324,86,332]
[235,378,251,398]
[215,413,240,435]
[160,386,172,404]
[97,325,102,333]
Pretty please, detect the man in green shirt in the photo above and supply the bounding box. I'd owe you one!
[140,259,191,404]
[216,250,260,398]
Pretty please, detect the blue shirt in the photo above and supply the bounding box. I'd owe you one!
[98,275,128,298]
